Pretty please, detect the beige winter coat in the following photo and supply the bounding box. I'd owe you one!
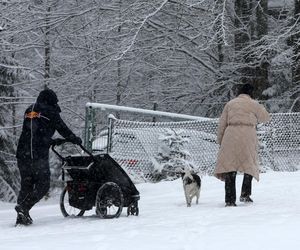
[214,94,270,181]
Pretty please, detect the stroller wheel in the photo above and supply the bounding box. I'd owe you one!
[96,182,124,219]
[127,202,139,216]
[60,186,85,217]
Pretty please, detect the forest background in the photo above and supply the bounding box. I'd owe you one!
[0,0,299,201]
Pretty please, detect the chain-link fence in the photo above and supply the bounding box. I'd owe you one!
[257,113,300,172]
[90,111,300,183]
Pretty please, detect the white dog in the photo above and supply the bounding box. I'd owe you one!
[181,168,201,207]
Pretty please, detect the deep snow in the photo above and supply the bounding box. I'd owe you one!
[1,171,300,250]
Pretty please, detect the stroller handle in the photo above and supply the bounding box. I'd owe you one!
[51,139,95,161]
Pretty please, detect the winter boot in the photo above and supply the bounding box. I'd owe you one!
[240,196,253,203]
[225,202,237,207]
[15,205,32,226]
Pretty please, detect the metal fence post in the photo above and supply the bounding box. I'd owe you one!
[270,119,275,170]
[84,105,91,150]
[270,115,277,171]
[84,105,96,151]
[107,114,115,154]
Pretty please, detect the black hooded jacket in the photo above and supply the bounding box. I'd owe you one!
[16,89,77,159]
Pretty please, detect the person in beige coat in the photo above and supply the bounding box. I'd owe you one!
[214,84,270,207]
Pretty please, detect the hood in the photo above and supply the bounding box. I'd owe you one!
[37,89,58,106]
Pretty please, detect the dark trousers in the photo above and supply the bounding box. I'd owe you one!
[17,157,50,211]
[224,172,253,203]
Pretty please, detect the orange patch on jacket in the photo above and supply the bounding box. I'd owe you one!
[25,111,41,119]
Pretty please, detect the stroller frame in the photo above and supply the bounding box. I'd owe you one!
[52,140,140,219]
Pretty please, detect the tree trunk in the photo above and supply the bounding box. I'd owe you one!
[234,0,251,51]
[234,0,251,85]
[292,0,300,86]
[253,0,269,99]
[234,0,269,99]
[44,6,51,82]
[116,0,123,119]
[215,0,224,67]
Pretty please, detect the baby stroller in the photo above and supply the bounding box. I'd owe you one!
[51,139,140,219]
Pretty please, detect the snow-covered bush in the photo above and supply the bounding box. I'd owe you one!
[153,129,197,181]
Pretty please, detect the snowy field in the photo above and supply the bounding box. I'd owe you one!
[1,171,300,250]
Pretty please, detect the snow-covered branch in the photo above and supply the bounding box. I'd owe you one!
[114,0,169,60]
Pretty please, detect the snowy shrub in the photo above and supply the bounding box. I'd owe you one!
[153,129,197,181]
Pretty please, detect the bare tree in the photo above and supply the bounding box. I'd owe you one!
[1,0,300,199]
[290,0,300,111]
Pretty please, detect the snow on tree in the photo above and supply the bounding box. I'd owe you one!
[153,128,197,181]
[0,0,299,199]
[0,56,20,202]
[0,175,17,203]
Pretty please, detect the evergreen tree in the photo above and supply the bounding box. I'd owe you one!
[153,129,196,181]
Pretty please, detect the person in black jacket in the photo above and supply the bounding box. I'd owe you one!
[15,88,82,226]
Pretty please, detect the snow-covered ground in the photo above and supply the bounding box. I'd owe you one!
[1,171,300,250]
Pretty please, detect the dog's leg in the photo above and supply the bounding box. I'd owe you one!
[193,187,200,204]
[187,196,191,207]
[187,192,191,207]
[184,188,191,207]
[191,194,195,206]
[196,190,199,204]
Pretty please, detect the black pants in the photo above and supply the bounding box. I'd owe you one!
[224,172,253,203]
[17,157,50,211]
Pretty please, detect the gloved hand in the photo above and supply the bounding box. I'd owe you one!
[70,136,82,145]
[51,138,66,146]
